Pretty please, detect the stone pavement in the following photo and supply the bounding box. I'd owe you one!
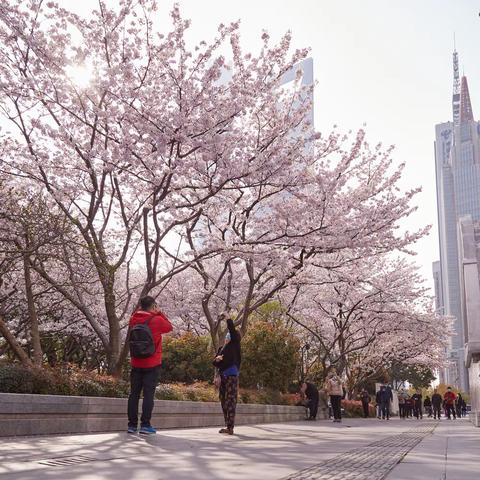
[284,423,437,480]
[0,417,478,479]
[385,417,480,480]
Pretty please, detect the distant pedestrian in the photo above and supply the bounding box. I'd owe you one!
[423,396,432,417]
[301,381,319,420]
[324,371,344,423]
[405,396,414,418]
[378,385,392,420]
[360,389,371,418]
[455,393,464,418]
[213,315,242,435]
[398,389,408,419]
[432,389,442,420]
[375,388,381,419]
[443,387,457,420]
[127,296,173,435]
[412,390,423,419]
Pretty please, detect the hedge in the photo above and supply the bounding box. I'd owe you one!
[341,399,377,417]
[0,363,298,405]
[0,363,129,398]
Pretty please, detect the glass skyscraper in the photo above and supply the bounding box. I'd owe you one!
[434,51,480,392]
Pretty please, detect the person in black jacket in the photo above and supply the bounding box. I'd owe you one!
[360,390,371,418]
[423,395,432,417]
[412,390,423,419]
[432,389,442,419]
[213,316,241,435]
[300,382,319,420]
[377,385,392,420]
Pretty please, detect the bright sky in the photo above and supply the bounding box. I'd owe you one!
[68,1,480,290]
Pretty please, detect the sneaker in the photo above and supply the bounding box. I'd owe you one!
[127,426,137,434]
[219,428,234,435]
[139,425,157,435]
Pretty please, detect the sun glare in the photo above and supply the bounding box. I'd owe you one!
[66,63,94,89]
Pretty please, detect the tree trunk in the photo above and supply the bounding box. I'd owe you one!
[0,315,34,367]
[103,273,121,375]
[112,336,130,378]
[23,253,43,366]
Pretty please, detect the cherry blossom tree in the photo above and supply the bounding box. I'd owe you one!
[283,257,451,393]
[0,0,432,375]
[0,178,94,367]
[170,126,430,350]
[0,0,316,372]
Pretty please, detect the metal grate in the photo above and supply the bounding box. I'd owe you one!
[38,455,97,467]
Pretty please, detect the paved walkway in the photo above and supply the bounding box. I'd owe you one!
[0,418,478,479]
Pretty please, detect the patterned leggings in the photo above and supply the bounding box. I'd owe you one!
[219,375,238,429]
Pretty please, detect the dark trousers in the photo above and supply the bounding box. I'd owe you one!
[127,366,160,428]
[399,404,406,418]
[432,405,441,419]
[445,404,456,419]
[307,396,319,419]
[380,401,390,419]
[361,400,369,418]
[219,375,238,429]
[413,404,423,419]
[330,395,342,420]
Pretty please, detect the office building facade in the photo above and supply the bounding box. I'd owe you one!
[434,51,480,392]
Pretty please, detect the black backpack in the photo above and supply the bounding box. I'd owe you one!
[128,315,155,358]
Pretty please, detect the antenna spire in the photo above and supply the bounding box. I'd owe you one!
[452,46,461,126]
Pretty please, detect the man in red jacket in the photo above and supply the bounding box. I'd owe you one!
[127,296,173,434]
[443,387,457,420]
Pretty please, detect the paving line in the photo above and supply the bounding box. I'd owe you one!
[282,423,438,480]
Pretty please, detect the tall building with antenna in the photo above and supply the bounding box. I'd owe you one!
[434,49,480,393]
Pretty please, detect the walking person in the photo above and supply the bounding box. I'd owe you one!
[398,389,408,419]
[213,315,242,435]
[423,395,432,418]
[412,390,423,420]
[455,393,464,418]
[324,371,344,423]
[360,389,371,418]
[432,389,442,420]
[443,387,457,420]
[127,296,173,434]
[375,388,382,419]
[378,385,392,420]
[405,395,414,418]
[300,381,319,420]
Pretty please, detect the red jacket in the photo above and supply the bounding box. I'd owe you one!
[129,310,173,368]
[444,391,456,406]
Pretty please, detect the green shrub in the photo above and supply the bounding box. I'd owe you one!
[0,363,297,406]
[0,363,37,393]
[0,363,128,397]
[161,333,213,384]
[341,399,376,418]
[155,383,184,401]
[240,316,301,392]
[240,391,251,404]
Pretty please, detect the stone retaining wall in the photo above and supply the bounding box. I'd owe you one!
[0,393,314,437]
